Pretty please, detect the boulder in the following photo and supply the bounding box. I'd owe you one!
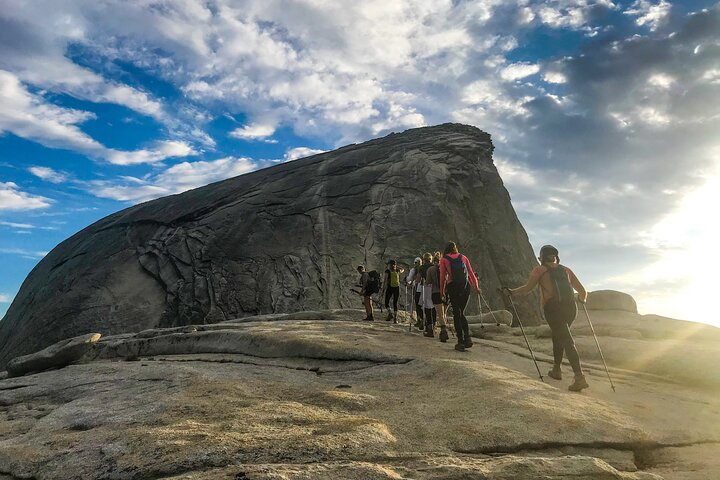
[5,333,101,377]
[0,124,543,368]
[467,309,513,326]
[587,290,638,313]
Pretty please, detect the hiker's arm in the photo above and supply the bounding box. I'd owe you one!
[464,257,480,292]
[568,269,587,303]
[439,260,447,297]
[510,271,539,297]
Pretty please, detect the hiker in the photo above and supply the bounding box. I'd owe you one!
[406,257,424,329]
[356,265,375,321]
[426,251,450,342]
[506,245,589,392]
[419,252,436,337]
[439,241,480,352]
[383,260,405,322]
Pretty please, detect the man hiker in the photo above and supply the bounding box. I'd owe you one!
[506,245,589,392]
[426,251,450,342]
[383,259,405,322]
[356,265,375,321]
[439,241,480,352]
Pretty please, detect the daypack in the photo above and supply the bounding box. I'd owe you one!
[367,270,381,294]
[447,255,469,290]
[546,265,574,306]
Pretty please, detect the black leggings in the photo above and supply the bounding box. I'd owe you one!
[544,299,582,375]
[447,284,470,342]
[385,286,399,311]
[414,290,423,320]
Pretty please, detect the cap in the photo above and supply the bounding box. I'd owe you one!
[414,257,422,263]
[386,259,396,265]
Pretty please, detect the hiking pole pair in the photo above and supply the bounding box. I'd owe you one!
[580,301,616,392]
[500,287,544,383]
[474,274,501,328]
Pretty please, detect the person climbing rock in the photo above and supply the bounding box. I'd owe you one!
[383,260,404,322]
[440,242,480,351]
[356,265,375,321]
[406,257,424,329]
[507,245,589,392]
[426,251,450,342]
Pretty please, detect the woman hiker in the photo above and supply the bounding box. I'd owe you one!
[426,251,450,342]
[419,252,436,337]
[439,241,480,352]
[406,257,424,329]
[506,245,589,392]
[383,259,405,322]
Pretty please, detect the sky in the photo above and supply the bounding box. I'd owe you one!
[0,0,718,326]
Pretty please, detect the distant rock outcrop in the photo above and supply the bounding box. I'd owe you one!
[587,290,638,313]
[0,124,542,368]
[6,333,101,378]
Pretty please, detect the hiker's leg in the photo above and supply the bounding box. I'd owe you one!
[448,286,465,343]
[545,303,566,367]
[414,291,424,321]
[457,286,471,340]
[384,288,392,310]
[391,287,399,313]
[547,304,582,375]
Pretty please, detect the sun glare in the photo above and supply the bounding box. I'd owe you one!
[627,161,720,326]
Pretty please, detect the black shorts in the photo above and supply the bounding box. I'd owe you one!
[363,287,373,297]
[432,292,443,305]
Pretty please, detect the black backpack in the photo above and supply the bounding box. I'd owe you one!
[448,255,468,290]
[367,270,381,294]
[546,265,574,306]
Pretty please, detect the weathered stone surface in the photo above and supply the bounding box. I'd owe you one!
[6,333,101,378]
[1,312,718,479]
[587,290,638,313]
[0,124,542,368]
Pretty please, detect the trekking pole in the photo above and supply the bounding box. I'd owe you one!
[581,302,616,392]
[502,289,544,383]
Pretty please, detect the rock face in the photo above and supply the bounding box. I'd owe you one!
[6,333,101,378]
[0,123,542,368]
[587,290,638,313]
[1,311,718,479]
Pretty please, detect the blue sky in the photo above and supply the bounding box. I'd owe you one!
[1,0,719,325]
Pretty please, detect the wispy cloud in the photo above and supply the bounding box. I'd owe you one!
[0,247,48,259]
[0,294,13,303]
[0,220,59,231]
[0,182,52,211]
[28,166,69,184]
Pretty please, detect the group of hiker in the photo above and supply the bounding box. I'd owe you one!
[356,242,591,392]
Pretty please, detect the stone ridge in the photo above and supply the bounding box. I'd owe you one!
[0,123,541,368]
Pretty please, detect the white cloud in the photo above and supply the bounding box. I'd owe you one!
[105,140,196,165]
[90,156,260,203]
[0,182,52,211]
[543,71,567,84]
[284,147,327,162]
[28,166,69,184]
[501,63,540,81]
[0,247,48,259]
[0,220,59,231]
[0,294,12,303]
[647,73,675,89]
[625,0,671,31]
[229,123,277,141]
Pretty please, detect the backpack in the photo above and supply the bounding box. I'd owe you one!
[367,270,381,294]
[448,255,468,290]
[545,265,574,306]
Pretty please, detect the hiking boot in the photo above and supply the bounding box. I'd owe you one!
[464,338,473,348]
[454,342,466,352]
[568,375,589,392]
[386,312,394,322]
[363,315,374,322]
[423,329,434,338]
[439,328,449,343]
[415,319,424,330]
[547,366,562,380]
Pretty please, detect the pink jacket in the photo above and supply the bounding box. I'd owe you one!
[439,253,479,296]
